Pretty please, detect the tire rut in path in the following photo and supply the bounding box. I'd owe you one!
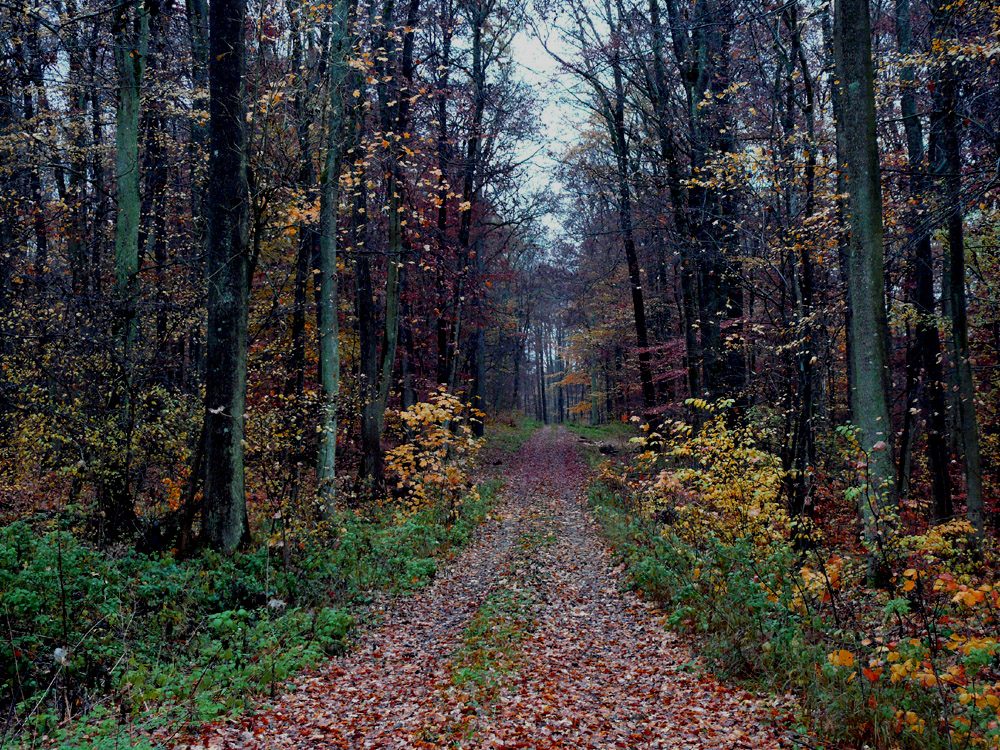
[198,426,787,750]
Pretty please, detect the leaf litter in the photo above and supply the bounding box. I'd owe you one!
[184,426,794,749]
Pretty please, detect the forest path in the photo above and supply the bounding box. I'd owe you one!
[197,426,788,749]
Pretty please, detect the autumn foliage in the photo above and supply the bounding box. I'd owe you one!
[590,401,1000,748]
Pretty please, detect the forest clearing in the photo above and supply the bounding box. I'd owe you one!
[1,0,1000,744]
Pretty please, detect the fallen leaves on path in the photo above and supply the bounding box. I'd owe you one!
[184,427,793,749]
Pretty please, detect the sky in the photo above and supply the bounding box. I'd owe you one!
[509,24,579,239]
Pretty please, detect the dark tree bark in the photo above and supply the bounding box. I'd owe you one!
[609,43,656,411]
[434,0,454,387]
[929,2,983,534]
[648,0,700,403]
[186,0,210,243]
[894,0,952,520]
[202,0,251,553]
[459,0,488,434]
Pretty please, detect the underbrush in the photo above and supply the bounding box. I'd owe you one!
[566,421,637,467]
[483,414,542,456]
[565,420,636,443]
[588,402,999,749]
[1,480,500,748]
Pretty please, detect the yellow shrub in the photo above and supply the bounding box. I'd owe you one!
[385,389,482,511]
[631,400,788,546]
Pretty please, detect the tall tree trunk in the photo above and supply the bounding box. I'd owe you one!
[649,0,700,402]
[434,1,454,386]
[89,37,106,297]
[609,45,655,412]
[355,0,421,486]
[287,0,314,401]
[783,3,818,523]
[833,0,899,550]
[62,0,90,299]
[930,3,983,534]
[388,0,422,420]
[459,0,487,434]
[822,7,854,421]
[375,0,421,433]
[148,115,170,358]
[555,327,565,423]
[202,0,251,553]
[894,0,952,520]
[355,240,383,488]
[317,0,351,510]
[536,326,548,424]
[186,0,210,244]
[18,16,49,284]
[105,0,150,539]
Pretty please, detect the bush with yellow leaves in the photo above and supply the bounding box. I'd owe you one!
[628,399,789,547]
[385,389,483,512]
[588,399,1000,749]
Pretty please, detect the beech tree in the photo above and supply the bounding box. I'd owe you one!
[832,0,898,541]
[316,0,351,509]
[202,0,251,553]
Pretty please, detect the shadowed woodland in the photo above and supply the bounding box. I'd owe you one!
[1,0,1000,744]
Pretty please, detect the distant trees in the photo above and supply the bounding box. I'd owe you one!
[536,0,1000,537]
[0,0,540,550]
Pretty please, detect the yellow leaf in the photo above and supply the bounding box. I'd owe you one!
[828,649,855,668]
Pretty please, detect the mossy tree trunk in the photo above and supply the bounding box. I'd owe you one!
[105,0,151,540]
[833,0,899,546]
[317,0,351,510]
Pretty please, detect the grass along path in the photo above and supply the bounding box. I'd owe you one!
[195,427,789,749]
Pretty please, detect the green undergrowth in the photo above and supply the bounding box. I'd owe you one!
[451,587,535,701]
[2,479,501,748]
[484,416,542,456]
[567,421,637,467]
[586,477,953,749]
[565,420,637,444]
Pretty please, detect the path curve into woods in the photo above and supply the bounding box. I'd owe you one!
[192,427,790,749]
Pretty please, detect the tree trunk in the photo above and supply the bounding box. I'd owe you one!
[376,0,421,434]
[202,0,251,553]
[894,0,952,520]
[317,0,350,510]
[17,16,49,284]
[537,327,548,424]
[822,7,854,422]
[610,47,655,412]
[459,0,487,435]
[930,4,982,534]
[186,0,210,244]
[434,4,454,386]
[833,0,899,548]
[105,0,151,539]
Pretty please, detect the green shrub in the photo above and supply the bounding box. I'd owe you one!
[2,479,500,747]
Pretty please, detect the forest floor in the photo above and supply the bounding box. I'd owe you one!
[187,426,792,749]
